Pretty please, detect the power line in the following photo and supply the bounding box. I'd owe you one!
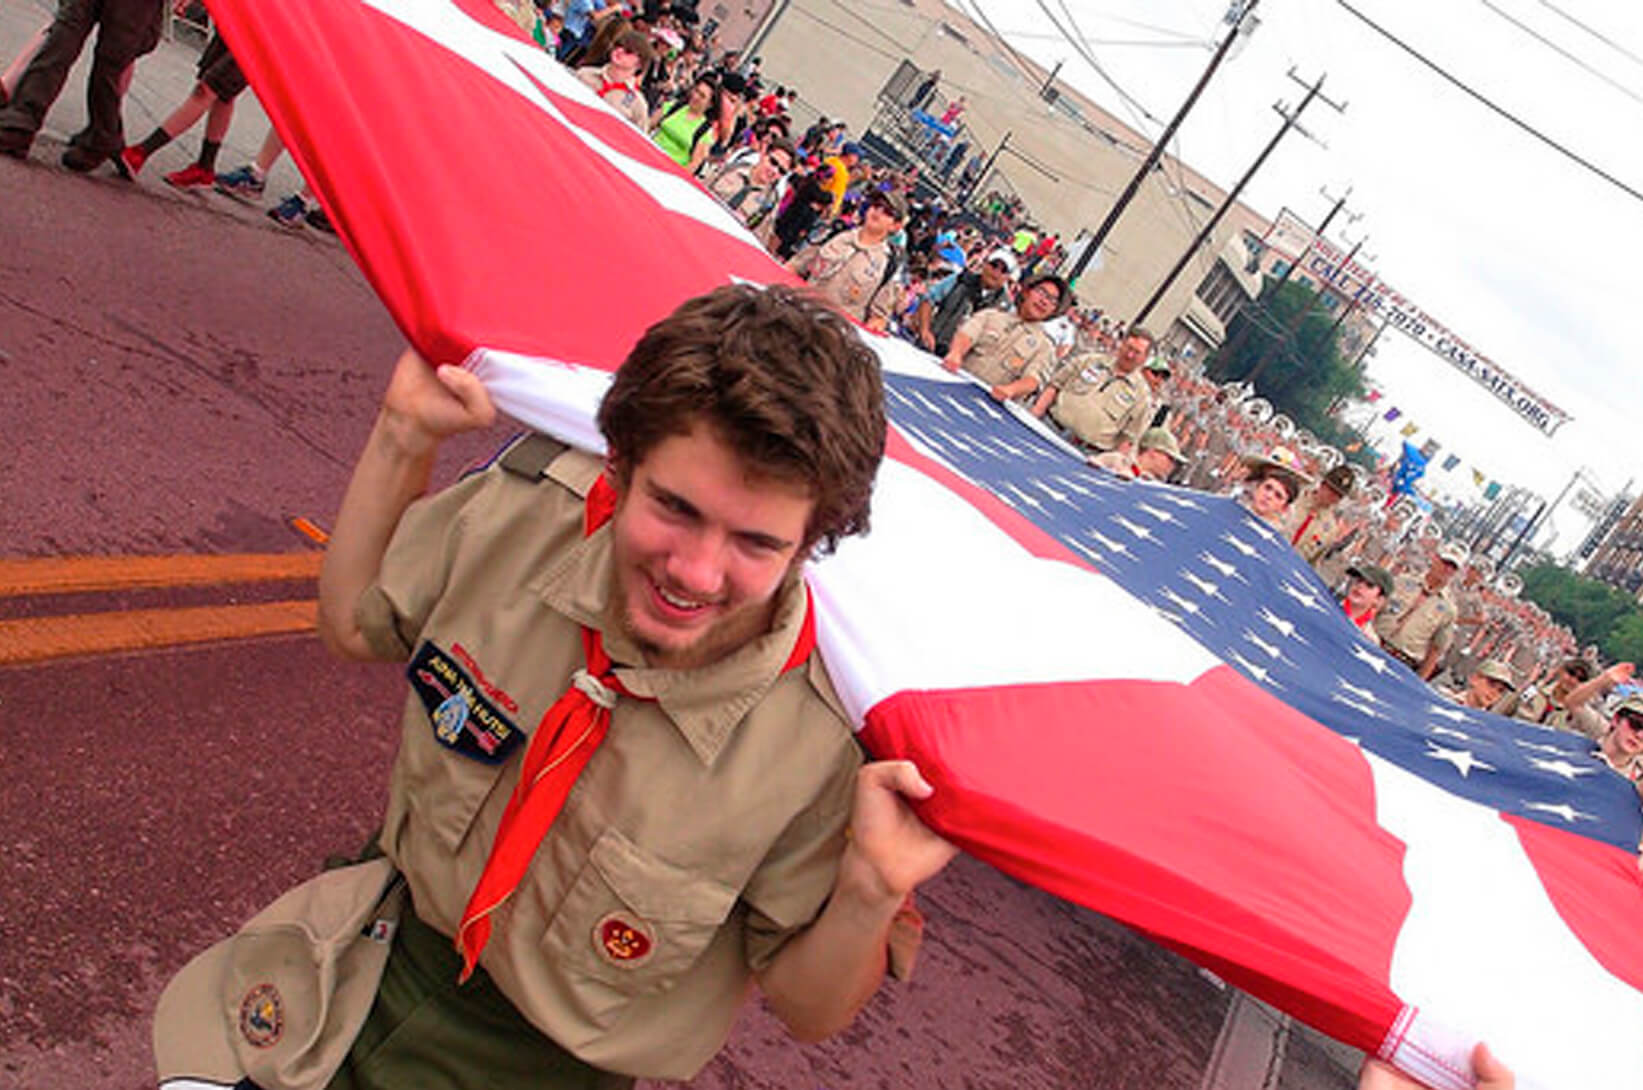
[1335,0,1643,205]
[1478,0,1643,107]
[988,29,1213,50]
[1042,0,1162,123]
[1533,0,1643,72]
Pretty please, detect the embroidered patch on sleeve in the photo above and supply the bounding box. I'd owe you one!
[408,642,525,764]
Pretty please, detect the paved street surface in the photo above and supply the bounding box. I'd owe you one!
[0,10,1361,1089]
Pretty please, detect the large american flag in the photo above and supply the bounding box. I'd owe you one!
[206,0,1643,1086]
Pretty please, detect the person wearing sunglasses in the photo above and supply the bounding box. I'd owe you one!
[1597,695,1643,787]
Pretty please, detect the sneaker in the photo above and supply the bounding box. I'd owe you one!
[304,205,335,234]
[267,193,308,229]
[112,145,146,179]
[214,164,265,201]
[60,145,108,172]
[163,163,215,190]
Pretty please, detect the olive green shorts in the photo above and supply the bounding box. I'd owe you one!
[326,903,635,1090]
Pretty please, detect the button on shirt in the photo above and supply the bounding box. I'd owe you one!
[953,308,1056,390]
[355,445,861,1080]
[1047,357,1152,452]
[790,229,895,324]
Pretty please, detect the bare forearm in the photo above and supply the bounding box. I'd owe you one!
[317,411,438,659]
[1030,385,1056,417]
[757,847,902,1042]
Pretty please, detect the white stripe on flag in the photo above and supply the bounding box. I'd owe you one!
[811,456,1223,724]
[1368,752,1643,1090]
[466,349,612,453]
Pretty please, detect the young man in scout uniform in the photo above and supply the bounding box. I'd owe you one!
[574,28,654,130]
[1284,463,1355,568]
[1375,540,1466,681]
[155,285,957,1090]
[786,188,906,329]
[939,273,1067,403]
[1443,658,1518,713]
[1236,448,1309,526]
[1516,656,1634,740]
[1089,425,1184,482]
[1339,562,1392,646]
[1030,325,1155,455]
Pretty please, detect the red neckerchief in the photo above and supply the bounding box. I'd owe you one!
[456,474,815,979]
[1343,599,1376,630]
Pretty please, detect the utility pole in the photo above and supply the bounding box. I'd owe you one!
[1244,229,1368,385]
[1065,0,1260,286]
[1040,59,1064,99]
[1211,185,1354,372]
[1131,70,1346,327]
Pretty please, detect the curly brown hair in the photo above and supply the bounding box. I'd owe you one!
[597,284,886,555]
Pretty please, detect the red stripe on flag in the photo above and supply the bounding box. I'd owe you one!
[208,0,792,368]
[860,664,1409,1052]
[1507,813,1643,993]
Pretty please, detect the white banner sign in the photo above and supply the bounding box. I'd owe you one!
[1264,210,1572,437]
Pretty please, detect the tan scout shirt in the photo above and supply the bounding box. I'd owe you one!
[1283,499,1342,565]
[574,66,650,130]
[356,443,861,1080]
[1515,690,1607,740]
[954,307,1056,390]
[704,164,773,225]
[1048,360,1152,452]
[790,229,896,324]
[1374,574,1457,664]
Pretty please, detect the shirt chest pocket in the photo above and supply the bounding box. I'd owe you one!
[396,699,516,857]
[544,826,740,1022]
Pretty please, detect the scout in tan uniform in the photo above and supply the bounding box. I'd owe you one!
[1089,425,1184,482]
[1596,695,1643,793]
[704,137,794,227]
[154,286,956,1090]
[1516,657,1634,740]
[1284,464,1354,567]
[1031,325,1154,453]
[786,188,907,329]
[1339,563,1391,647]
[573,30,653,130]
[1443,658,1517,713]
[940,273,1067,402]
[1237,447,1309,526]
[1375,541,1466,680]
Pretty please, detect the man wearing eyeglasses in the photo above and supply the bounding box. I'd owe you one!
[940,274,1067,403]
[914,248,1017,355]
[705,137,794,228]
[1518,658,1636,740]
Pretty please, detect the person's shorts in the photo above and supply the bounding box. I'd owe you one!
[197,32,248,101]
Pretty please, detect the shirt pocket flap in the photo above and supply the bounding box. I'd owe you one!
[590,828,738,925]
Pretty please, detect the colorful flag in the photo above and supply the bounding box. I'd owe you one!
[1367,389,1383,403]
[1485,481,1503,500]
[1399,421,1419,437]
[207,2,1643,1087]
[1441,454,1461,472]
[1473,469,1487,487]
[1419,438,1441,460]
[1382,407,1401,422]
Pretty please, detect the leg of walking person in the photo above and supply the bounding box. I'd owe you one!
[0,0,98,158]
[62,0,164,170]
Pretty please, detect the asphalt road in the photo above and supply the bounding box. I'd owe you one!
[0,18,1361,1090]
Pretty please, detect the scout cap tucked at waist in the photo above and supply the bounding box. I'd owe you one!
[154,858,405,1090]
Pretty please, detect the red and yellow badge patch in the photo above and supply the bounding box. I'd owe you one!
[593,913,655,968]
[238,982,284,1048]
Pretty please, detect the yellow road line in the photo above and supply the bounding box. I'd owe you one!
[0,553,323,597]
[0,600,318,666]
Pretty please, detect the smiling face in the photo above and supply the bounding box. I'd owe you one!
[1017,280,1062,322]
[1611,711,1643,759]
[1113,334,1152,373]
[1344,577,1385,615]
[608,421,814,671]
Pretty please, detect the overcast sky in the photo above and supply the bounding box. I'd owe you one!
[977,0,1643,556]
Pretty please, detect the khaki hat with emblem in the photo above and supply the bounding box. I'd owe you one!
[1613,693,1643,718]
[153,858,405,1090]
[1474,659,1517,690]
[1138,426,1185,464]
[1241,446,1313,491]
[1321,464,1356,497]
[1346,562,1394,597]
